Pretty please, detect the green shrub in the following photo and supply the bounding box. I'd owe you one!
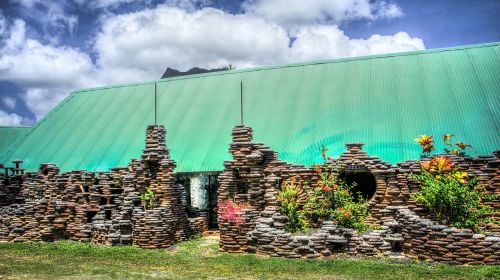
[412,156,494,231]
[276,145,371,233]
[300,186,332,228]
[331,190,371,232]
[139,187,157,210]
[276,178,306,232]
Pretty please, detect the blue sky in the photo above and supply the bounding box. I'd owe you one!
[0,0,498,125]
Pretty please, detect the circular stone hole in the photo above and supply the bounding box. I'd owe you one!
[339,171,377,201]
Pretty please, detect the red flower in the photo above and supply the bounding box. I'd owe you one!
[217,200,249,225]
[314,164,322,174]
[322,186,331,192]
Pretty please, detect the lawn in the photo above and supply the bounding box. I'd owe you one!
[0,236,498,280]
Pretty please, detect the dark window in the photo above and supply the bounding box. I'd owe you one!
[99,197,107,205]
[86,211,97,223]
[339,171,377,201]
[234,170,248,194]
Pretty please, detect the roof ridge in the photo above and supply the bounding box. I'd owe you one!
[73,42,500,94]
[0,126,31,129]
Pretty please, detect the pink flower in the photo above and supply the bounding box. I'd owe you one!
[217,200,249,225]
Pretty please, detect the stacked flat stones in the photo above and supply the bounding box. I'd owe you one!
[0,125,201,248]
[129,125,191,248]
[132,208,176,248]
[218,124,500,263]
[247,210,400,258]
[246,205,500,264]
[387,206,500,264]
[218,125,321,252]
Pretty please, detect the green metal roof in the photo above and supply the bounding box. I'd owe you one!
[1,43,499,172]
[0,126,30,159]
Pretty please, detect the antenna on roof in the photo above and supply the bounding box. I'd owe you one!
[154,82,157,125]
[240,81,243,125]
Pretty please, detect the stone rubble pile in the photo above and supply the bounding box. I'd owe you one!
[0,125,204,248]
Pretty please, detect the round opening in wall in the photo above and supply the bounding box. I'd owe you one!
[339,171,377,201]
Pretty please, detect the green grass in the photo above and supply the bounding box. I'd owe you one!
[0,237,498,280]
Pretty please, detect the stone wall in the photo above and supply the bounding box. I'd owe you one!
[218,125,500,264]
[0,125,204,248]
[391,207,500,265]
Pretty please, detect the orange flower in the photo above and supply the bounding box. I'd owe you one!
[344,210,351,217]
[415,135,435,154]
[314,164,322,174]
[420,160,432,171]
[323,186,331,192]
[336,207,343,211]
[415,135,433,146]
[432,156,453,173]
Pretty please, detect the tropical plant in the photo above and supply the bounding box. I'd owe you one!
[217,199,249,226]
[300,186,333,228]
[414,135,435,155]
[139,187,157,210]
[276,177,306,232]
[276,145,371,232]
[443,134,472,156]
[412,156,494,231]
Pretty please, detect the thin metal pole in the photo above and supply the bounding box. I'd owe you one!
[154,82,157,124]
[240,81,243,125]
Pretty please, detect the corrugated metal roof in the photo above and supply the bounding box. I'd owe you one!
[0,126,30,159]
[1,43,499,172]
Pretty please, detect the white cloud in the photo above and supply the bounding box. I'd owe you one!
[0,38,94,88]
[0,11,6,35]
[94,6,423,78]
[11,0,40,9]
[22,87,70,119]
[0,110,24,126]
[373,1,404,19]
[2,97,16,110]
[0,18,96,119]
[289,26,424,62]
[84,0,209,11]
[11,0,79,36]
[0,3,424,121]
[86,0,143,9]
[242,0,403,27]
[94,7,290,79]
[164,0,212,11]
